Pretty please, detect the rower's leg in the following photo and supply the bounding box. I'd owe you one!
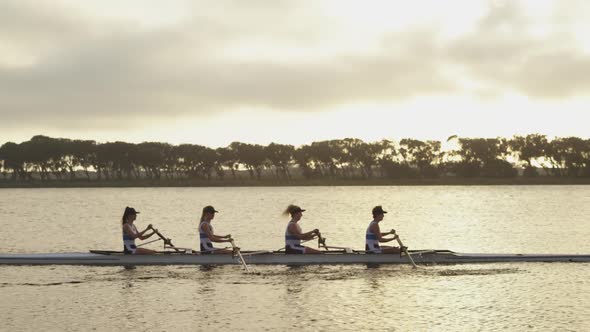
[303,246,323,254]
[211,248,234,255]
[380,246,402,254]
[134,248,157,255]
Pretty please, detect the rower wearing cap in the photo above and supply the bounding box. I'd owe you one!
[199,205,233,254]
[283,204,322,254]
[122,207,157,254]
[365,205,403,254]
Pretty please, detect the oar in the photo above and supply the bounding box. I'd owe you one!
[317,234,353,253]
[391,230,417,268]
[229,239,250,272]
[148,225,182,252]
[136,238,163,247]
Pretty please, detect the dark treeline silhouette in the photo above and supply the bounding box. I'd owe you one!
[1,134,590,183]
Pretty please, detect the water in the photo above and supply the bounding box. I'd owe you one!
[1,186,589,331]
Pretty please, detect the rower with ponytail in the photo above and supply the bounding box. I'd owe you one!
[283,204,322,254]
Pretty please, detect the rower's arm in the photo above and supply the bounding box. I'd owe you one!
[288,224,317,240]
[138,231,156,240]
[131,225,156,240]
[203,224,231,243]
[288,224,304,240]
[123,224,153,240]
[371,224,395,243]
[139,224,153,235]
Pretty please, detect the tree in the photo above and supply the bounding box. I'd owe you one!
[399,139,442,178]
[231,142,267,180]
[266,143,295,180]
[216,147,238,180]
[132,142,172,180]
[508,134,547,177]
[97,142,136,180]
[21,136,58,181]
[546,137,590,177]
[452,137,516,177]
[0,142,27,180]
[68,140,97,180]
[307,140,343,178]
[293,145,315,179]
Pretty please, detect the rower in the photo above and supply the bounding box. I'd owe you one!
[365,205,405,254]
[199,205,233,254]
[122,206,157,254]
[283,204,322,254]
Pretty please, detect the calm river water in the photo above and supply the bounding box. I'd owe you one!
[1,186,589,331]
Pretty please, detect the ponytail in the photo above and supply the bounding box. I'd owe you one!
[283,204,293,216]
[283,204,304,216]
[121,206,137,225]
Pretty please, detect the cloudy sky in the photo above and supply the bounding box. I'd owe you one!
[1,0,589,147]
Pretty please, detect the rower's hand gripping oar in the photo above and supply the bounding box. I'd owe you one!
[391,229,417,268]
[274,229,324,252]
[229,237,250,273]
[316,230,328,251]
[148,225,181,252]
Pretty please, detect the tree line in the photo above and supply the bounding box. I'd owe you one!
[0,134,589,182]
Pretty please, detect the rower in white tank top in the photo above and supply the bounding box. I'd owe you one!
[199,220,216,252]
[285,221,305,253]
[198,205,233,254]
[121,206,157,255]
[123,223,138,253]
[282,204,323,254]
[365,221,382,253]
[365,205,402,254]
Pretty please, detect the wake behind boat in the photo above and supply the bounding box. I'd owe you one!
[1,250,590,266]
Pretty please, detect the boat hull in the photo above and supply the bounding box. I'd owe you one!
[1,250,590,266]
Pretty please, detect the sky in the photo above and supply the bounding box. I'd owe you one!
[1,0,590,148]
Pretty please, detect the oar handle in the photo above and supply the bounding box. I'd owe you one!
[317,233,328,250]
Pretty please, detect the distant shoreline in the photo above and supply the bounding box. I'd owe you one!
[2,177,590,188]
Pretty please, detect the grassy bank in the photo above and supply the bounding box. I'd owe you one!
[1,177,590,188]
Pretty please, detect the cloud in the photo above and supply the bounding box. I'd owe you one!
[445,1,590,98]
[0,0,457,130]
[0,0,589,134]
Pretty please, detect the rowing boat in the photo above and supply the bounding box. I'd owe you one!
[1,250,589,266]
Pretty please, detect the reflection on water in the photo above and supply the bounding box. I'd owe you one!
[1,263,590,331]
[1,186,590,331]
